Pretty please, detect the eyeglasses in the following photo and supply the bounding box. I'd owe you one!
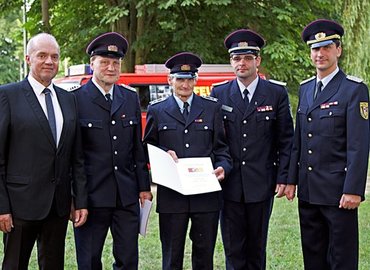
[231,55,257,62]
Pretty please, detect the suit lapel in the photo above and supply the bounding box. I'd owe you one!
[229,80,245,114]
[22,79,56,148]
[55,86,70,150]
[244,79,267,118]
[186,95,204,128]
[164,96,186,124]
[111,85,125,116]
[308,70,345,113]
[86,80,111,112]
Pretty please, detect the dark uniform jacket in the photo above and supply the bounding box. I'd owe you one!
[74,80,150,208]
[288,70,370,205]
[144,94,232,213]
[0,79,87,220]
[211,78,294,203]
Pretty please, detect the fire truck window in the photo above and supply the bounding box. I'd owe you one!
[129,84,172,111]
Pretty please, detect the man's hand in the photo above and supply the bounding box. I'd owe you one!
[167,150,179,162]
[275,184,286,198]
[0,214,13,233]
[284,184,296,202]
[139,191,153,207]
[339,194,361,209]
[71,209,88,228]
[213,166,225,181]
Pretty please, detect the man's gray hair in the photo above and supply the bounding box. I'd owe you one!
[26,33,60,55]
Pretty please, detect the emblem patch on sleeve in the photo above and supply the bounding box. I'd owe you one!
[360,102,369,120]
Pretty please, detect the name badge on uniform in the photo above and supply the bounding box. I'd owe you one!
[320,101,338,109]
[221,105,233,112]
[257,105,273,112]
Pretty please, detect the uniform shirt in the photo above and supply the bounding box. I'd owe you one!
[173,93,194,113]
[28,75,63,145]
[92,77,114,100]
[236,76,259,102]
[317,66,339,91]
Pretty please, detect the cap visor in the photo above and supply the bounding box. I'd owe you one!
[310,40,334,49]
[172,73,196,79]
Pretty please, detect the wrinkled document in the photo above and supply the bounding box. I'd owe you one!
[147,144,221,195]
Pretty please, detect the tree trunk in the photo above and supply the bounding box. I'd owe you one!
[41,0,50,33]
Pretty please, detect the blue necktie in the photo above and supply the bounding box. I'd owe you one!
[314,81,323,100]
[43,88,57,144]
[105,93,112,107]
[183,102,189,120]
[243,89,250,109]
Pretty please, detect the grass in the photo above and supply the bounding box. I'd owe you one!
[1,196,370,269]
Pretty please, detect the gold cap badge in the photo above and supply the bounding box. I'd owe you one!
[107,45,118,52]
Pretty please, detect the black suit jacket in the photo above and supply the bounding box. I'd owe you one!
[0,78,88,220]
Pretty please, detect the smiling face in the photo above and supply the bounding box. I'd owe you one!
[310,42,341,78]
[26,34,60,87]
[230,53,260,84]
[90,55,121,92]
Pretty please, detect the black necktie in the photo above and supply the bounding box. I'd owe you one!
[243,89,250,108]
[314,81,323,100]
[183,102,189,120]
[105,93,112,108]
[43,88,57,144]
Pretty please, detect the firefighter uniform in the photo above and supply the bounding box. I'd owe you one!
[211,29,294,270]
[143,52,232,270]
[73,32,151,270]
[288,19,370,269]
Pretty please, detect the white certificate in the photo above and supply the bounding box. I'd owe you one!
[147,144,221,195]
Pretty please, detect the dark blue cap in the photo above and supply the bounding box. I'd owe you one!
[302,19,344,49]
[86,32,128,58]
[165,52,202,79]
[224,29,265,55]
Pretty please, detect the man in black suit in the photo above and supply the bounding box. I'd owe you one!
[73,32,152,270]
[286,19,369,269]
[0,33,88,269]
[144,52,232,270]
[211,29,294,270]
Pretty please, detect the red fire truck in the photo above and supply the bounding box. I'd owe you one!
[54,64,238,130]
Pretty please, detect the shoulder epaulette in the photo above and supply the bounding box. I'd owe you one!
[201,95,218,102]
[346,75,363,83]
[70,85,82,92]
[300,76,315,85]
[269,79,287,86]
[121,84,137,92]
[149,97,167,105]
[212,80,229,87]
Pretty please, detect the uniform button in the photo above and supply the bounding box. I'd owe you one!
[308,149,313,154]
[329,111,333,116]
[113,136,117,140]
[185,143,190,148]
[204,126,208,130]
[88,123,93,127]
[308,117,312,122]
[308,166,313,171]
[224,115,227,119]
[242,161,246,165]
[129,120,133,125]
[114,151,118,155]
[308,133,313,138]
[243,120,247,124]
[243,148,246,152]
[163,126,167,130]
[265,116,270,120]
[273,162,277,166]
[184,129,188,134]
[111,120,116,125]
[344,167,347,172]
[243,134,247,138]
[114,166,118,170]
